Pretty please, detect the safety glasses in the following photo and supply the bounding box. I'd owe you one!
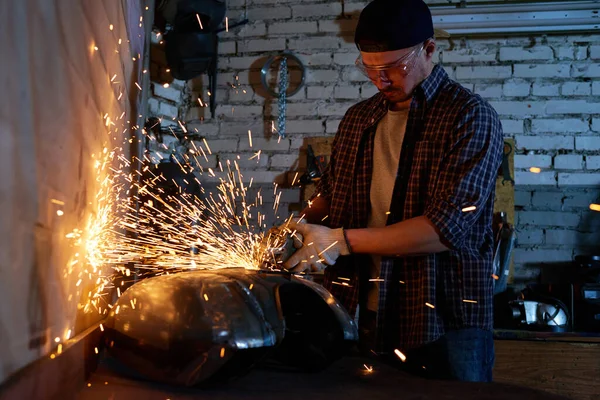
[355,44,425,81]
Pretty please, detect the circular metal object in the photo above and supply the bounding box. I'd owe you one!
[260,53,305,98]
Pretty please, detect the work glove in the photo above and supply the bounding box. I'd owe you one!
[283,220,351,273]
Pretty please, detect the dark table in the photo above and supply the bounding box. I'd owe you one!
[78,355,569,400]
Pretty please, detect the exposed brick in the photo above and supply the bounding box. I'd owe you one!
[307,86,334,99]
[238,38,286,53]
[546,230,598,246]
[499,46,553,61]
[576,46,589,60]
[516,229,544,245]
[285,119,324,134]
[307,69,339,83]
[559,173,600,187]
[591,46,600,60]
[513,64,570,78]
[219,41,237,55]
[326,119,341,133]
[196,138,239,153]
[512,248,573,264]
[226,56,260,69]
[334,85,360,99]
[489,101,545,116]
[247,6,291,21]
[592,118,600,132]
[334,53,359,66]
[576,136,600,151]
[219,153,269,169]
[186,121,219,137]
[500,119,524,134]
[572,63,600,78]
[215,104,263,118]
[514,190,531,207]
[475,84,503,98]
[298,52,333,67]
[443,49,497,63]
[318,102,354,117]
[503,80,530,97]
[279,102,318,117]
[593,81,600,96]
[292,3,342,18]
[270,154,300,168]
[237,22,267,37]
[515,170,556,185]
[318,19,357,34]
[148,97,160,114]
[554,155,583,170]
[158,102,178,119]
[532,82,560,97]
[553,46,574,60]
[288,37,341,51]
[456,66,512,80]
[153,83,182,102]
[239,137,291,152]
[561,82,592,96]
[546,100,600,115]
[518,211,580,227]
[268,21,317,35]
[531,191,563,209]
[514,154,552,169]
[531,118,589,134]
[586,156,600,170]
[564,191,600,208]
[516,135,574,151]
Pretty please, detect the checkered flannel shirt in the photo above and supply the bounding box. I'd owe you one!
[316,65,503,352]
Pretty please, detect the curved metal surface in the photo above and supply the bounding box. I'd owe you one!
[104,268,358,386]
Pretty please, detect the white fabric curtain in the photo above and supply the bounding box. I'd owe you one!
[0,0,146,383]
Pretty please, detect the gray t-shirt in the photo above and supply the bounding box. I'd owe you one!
[366,107,409,312]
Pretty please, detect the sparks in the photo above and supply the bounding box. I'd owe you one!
[196,14,204,29]
[394,349,407,362]
[529,167,541,174]
[248,130,253,148]
[461,205,477,212]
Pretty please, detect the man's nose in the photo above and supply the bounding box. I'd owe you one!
[373,74,392,89]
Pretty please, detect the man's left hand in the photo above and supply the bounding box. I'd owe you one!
[283,221,350,273]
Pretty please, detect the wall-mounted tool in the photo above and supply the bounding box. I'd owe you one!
[299,145,327,185]
[157,0,248,118]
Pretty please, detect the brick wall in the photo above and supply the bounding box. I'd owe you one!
[148,0,600,284]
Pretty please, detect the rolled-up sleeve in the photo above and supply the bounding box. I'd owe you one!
[424,102,503,249]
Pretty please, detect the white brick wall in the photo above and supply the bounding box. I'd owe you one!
[146,1,600,279]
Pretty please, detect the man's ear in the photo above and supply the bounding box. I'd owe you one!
[424,39,437,59]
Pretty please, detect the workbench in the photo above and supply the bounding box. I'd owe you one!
[77,354,568,400]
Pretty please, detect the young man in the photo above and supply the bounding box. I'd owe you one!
[282,0,503,382]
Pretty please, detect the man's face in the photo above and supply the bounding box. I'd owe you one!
[358,40,434,103]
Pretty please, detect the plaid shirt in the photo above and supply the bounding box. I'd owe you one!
[317,65,503,352]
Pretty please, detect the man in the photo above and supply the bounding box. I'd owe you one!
[281,0,503,383]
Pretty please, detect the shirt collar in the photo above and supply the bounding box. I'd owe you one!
[363,64,448,129]
[416,64,448,105]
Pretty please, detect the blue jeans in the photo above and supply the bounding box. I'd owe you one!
[386,328,495,382]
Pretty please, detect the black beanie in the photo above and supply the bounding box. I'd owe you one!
[355,0,435,52]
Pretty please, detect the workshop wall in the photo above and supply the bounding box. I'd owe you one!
[0,0,147,386]
[148,0,600,285]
